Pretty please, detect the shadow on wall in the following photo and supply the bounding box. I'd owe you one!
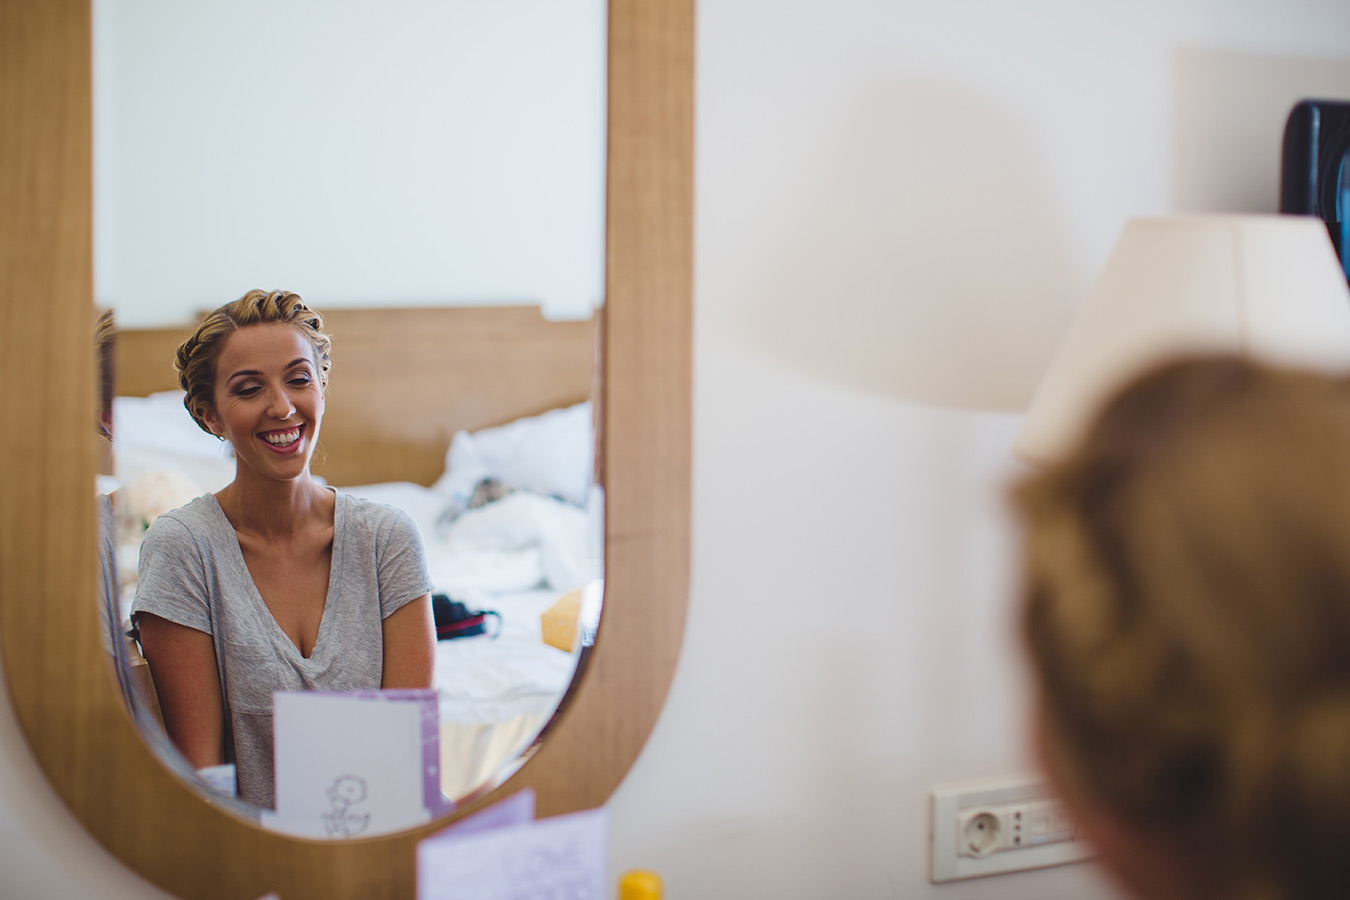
[632,642,924,898]
[731,81,1076,413]
[1171,48,1350,214]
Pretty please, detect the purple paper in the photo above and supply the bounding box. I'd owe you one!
[427,788,536,841]
[417,803,607,900]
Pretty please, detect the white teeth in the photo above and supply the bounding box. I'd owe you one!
[263,427,301,446]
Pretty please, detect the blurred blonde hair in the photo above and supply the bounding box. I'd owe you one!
[1013,355,1350,900]
[95,308,115,438]
[175,289,331,435]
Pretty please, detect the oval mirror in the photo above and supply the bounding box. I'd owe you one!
[93,0,608,834]
[0,0,691,896]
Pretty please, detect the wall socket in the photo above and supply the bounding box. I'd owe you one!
[931,776,1095,882]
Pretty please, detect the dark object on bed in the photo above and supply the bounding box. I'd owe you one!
[431,593,500,640]
[468,477,517,509]
[1280,99,1350,284]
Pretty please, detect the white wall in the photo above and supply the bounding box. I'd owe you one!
[93,0,606,326]
[607,1,1350,898]
[6,1,1350,897]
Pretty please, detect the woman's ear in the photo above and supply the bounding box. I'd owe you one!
[1068,797,1201,900]
[1034,709,1201,900]
[201,407,224,439]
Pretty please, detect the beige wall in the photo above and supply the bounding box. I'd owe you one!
[5,0,1350,896]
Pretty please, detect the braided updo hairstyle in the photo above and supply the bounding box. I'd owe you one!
[175,289,331,436]
[1014,355,1350,900]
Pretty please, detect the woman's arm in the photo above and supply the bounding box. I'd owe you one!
[135,613,225,769]
[381,593,435,689]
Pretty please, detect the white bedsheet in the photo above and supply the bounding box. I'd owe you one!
[432,590,577,724]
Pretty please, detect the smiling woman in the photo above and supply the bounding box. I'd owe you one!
[111,298,608,828]
[130,290,437,810]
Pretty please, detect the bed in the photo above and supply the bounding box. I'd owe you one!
[105,304,601,808]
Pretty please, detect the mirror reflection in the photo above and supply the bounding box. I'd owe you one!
[92,0,606,837]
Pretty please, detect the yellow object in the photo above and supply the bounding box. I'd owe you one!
[618,869,662,900]
[540,586,583,652]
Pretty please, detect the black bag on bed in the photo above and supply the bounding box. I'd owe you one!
[431,593,501,640]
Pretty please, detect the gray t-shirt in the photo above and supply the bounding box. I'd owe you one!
[130,490,434,809]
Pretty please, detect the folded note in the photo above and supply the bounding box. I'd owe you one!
[417,802,607,900]
[432,787,535,839]
[261,689,439,838]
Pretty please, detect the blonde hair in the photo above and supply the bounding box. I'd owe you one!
[1014,355,1350,900]
[175,289,331,435]
[95,308,115,438]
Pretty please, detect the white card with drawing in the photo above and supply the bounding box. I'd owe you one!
[260,690,437,838]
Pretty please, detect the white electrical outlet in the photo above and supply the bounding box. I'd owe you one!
[955,798,1076,857]
[931,776,1095,882]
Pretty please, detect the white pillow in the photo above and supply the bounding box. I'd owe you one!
[432,402,594,508]
[113,391,236,493]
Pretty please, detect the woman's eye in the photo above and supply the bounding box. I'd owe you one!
[234,385,261,397]
[288,376,312,387]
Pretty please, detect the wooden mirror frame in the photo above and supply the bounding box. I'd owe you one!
[0,2,692,898]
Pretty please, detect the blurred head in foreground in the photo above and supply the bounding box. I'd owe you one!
[1013,354,1350,900]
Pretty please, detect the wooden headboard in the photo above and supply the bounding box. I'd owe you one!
[114,305,597,487]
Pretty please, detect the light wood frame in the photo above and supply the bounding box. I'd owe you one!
[0,2,692,898]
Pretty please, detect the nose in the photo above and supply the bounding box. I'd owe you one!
[266,385,296,420]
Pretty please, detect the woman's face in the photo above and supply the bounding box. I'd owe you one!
[202,322,325,484]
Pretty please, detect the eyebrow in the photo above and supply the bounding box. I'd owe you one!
[224,357,314,383]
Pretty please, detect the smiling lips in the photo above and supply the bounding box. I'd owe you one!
[260,424,304,450]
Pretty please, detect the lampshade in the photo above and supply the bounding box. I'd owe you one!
[1014,214,1350,466]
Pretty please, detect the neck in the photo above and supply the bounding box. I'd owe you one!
[216,470,330,539]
